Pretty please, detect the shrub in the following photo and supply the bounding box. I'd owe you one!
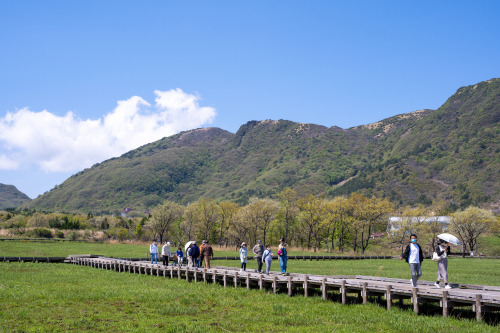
[56,230,65,238]
[68,231,79,240]
[34,228,53,238]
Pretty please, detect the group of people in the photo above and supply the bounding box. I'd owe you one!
[149,238,289,275]
[239,238,288,275]
[151,234,451,285]
[149,240,214,269]
[401,234,452,289]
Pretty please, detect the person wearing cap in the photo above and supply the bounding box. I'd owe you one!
[161,241,171,266]
[239,242,248,272]
[149,240,159,265]
[202,240,214,269]
[252,240,265,273]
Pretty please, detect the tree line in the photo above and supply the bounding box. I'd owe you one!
[1,189,498,255]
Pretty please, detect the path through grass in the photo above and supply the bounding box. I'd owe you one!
[1,263,498,332]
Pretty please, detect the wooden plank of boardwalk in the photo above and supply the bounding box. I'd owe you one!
[72,256,500,321]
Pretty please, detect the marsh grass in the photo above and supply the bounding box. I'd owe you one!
[1,263,498,332]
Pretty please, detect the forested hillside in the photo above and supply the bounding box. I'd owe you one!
[0,184,31,209]
[23,79,500,214]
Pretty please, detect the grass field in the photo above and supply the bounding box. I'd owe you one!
[1,263,498,332]
[1,240,499,287]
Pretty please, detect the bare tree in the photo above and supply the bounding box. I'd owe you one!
[390,205,429,256]
[297,194,327,252]
[277,188,299,243]
[217,201,239,246]
[148,201,184,243]
[351,193,393,254]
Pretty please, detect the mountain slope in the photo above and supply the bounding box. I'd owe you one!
[0,184,31,209]
[23,78,500,214]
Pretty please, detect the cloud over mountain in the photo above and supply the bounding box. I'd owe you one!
[0,89,216,172]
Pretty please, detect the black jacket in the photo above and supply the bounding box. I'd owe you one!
[402,243,424,264]
[436,244,451,257]
[191,245,200,258]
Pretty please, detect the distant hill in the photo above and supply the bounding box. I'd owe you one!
[0,184,31,209]
[23,78,500,214]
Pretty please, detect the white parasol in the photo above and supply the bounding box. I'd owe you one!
[437,233,461,246]
[184,241,195,252]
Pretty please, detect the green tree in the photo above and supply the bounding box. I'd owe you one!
[451,206,496,255]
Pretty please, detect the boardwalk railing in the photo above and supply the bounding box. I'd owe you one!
[66,255,500,322]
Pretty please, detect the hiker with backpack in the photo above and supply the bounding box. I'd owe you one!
[278,239,288,275]
[252,240,265,273]
[262,244,273,274]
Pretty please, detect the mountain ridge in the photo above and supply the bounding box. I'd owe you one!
[0,184,31,209]
[22,78,500,214]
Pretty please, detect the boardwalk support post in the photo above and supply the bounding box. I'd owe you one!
[213,270,217,284]
[341,280,346,305]
[322,278,327,300]
[412,288,419,314]
[273,276,277,294]
[304,275,309,297]
[475,294,482,321]
[442,291,448,317]
[234,272,238,288]
[288,276,292,297]
[386,285,392,310]
[362,282,368,304]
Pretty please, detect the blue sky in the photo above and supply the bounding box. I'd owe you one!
[1,1,499,199]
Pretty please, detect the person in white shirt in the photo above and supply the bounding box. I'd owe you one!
[161,241,171,266]
[401,234,424,288]
[150,240,159,264]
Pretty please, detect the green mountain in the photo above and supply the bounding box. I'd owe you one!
[23,79,500,214]
[0,184,31,209]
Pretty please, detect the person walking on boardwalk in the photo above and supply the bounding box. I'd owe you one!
[202,240,214,269]
[252,240,265,273]
[150,240,159,265]
[401,234,424,288]
[278,239,288,275]
[262,244,273,275]
[239,242,248,272]
[187,243,193,267]
[161,241,171,266]
[435,239,451,289]
[176,247,184,266]
[200,240,206,267]
[191,241,201,268]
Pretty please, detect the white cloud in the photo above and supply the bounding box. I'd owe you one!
[0,89,216,172]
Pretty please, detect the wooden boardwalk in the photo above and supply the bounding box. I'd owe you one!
[69,255,500,321]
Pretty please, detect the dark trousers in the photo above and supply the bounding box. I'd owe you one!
[256,257,263,272]
[162,255,169,266]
